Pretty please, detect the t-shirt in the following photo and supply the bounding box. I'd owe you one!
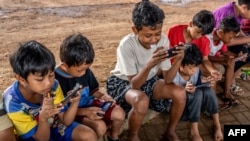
[213,2,242,28]
[241,19,250,34]
[167,24,210,57]
[205,33,227,56]
[55,67,98,107]
[3,80,67,140]
[167,25,187,47]
[173,69,201,87]
[110,33,171,81]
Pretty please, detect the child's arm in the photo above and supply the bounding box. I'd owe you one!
[33,96,62,140]
[92,91,115,102]
[162,45,185,83]
[58,91,81,126]
[202,56,222,80]
[226,30,250,46]
[76,107,104,120]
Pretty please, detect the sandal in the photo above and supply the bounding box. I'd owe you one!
[219,98,240,110]
[230,84,244,96]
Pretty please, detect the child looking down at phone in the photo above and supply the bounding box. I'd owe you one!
[55,33,125,141]
[173,43,223,141]
[106,1,186,141]
[3,40,97,141]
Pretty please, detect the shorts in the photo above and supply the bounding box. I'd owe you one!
[227,45,250,71]
[76,99,116,126]
[0,114,13,131]
[106,75,171,114]
[51,121,79,141]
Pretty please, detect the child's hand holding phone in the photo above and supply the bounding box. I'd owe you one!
[61,83,82,106]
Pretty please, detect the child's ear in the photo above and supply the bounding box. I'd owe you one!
[60,62,69,71]
[132,26,138,34]
[15,74,27,86]
[188,21,193,27]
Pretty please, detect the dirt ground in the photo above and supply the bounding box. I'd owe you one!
[0,0,231,92]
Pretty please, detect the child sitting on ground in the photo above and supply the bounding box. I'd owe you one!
[3,40,97,141]
[55,33,125,141]
[198,16,242,110]
[173,43,223,141]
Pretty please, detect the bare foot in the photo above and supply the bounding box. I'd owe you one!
[214,128,223,141]
[127,134,140,141]
[167,132,180,141]
[189,132,203,141]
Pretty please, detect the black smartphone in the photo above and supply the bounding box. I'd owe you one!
[97,101,113,117]
[61,83,81,105]
[167,45,180,58]
[196,82,211,88]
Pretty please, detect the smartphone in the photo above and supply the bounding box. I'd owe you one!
[167,45,180,58]
[196,82,211,88]
[97,101,113,117]
[61,83,81,105]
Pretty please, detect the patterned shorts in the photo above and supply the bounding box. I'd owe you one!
[106,75,171,114]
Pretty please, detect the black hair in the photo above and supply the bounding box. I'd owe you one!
[192,10,215,35]
[238,0,250,10]
[60,33,95,67]
[181,43,202,67]
[218,16,240,33]
[132,0,165,31]
[9,40,55,80]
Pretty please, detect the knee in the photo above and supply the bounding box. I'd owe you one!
[129,91,149,114]
[94,121,107,138]
[171,84,186,102]
[78,126,98,141]
[111,106,125,121]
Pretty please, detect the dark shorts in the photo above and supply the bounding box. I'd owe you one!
[228,45,250,71]
[106,75,171,114]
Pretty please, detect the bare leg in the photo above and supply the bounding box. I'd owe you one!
[154,83,186,141]
[0,127,16,141]
[125,90,149,141]
[109,106,125,140]
[189,122,203,141]
[71,124,98,141]
[212,113,223,141]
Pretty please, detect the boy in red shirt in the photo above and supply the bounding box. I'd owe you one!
[167,10,222,84]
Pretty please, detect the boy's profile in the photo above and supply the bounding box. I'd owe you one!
[107,0,186,141]
[3,40,97,141]
[55,33,125,141]
[173,43,223,141]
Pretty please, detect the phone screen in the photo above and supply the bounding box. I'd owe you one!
[61,83,81,105]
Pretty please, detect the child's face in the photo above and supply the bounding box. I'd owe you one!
[188,25,203,40]
[133,23,162,49]
[217,30,238,44]
[239,5,250,19]
[180,64,198,76]
[65,63,91,77]
[22,70,55,95]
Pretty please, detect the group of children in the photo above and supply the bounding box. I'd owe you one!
[1,0,250,141]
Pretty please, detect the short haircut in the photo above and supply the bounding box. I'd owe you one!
[132,0,165,31]
[9,40,55,80]
[218,16,240,33]
[181,43,203,66]
[238,0,250,10]
[60,33,95,67]
[192,10,215,35]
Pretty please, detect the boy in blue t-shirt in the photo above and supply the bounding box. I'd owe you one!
[55,33,125,141]
[3,40,97,141]
[173,43,223,141]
